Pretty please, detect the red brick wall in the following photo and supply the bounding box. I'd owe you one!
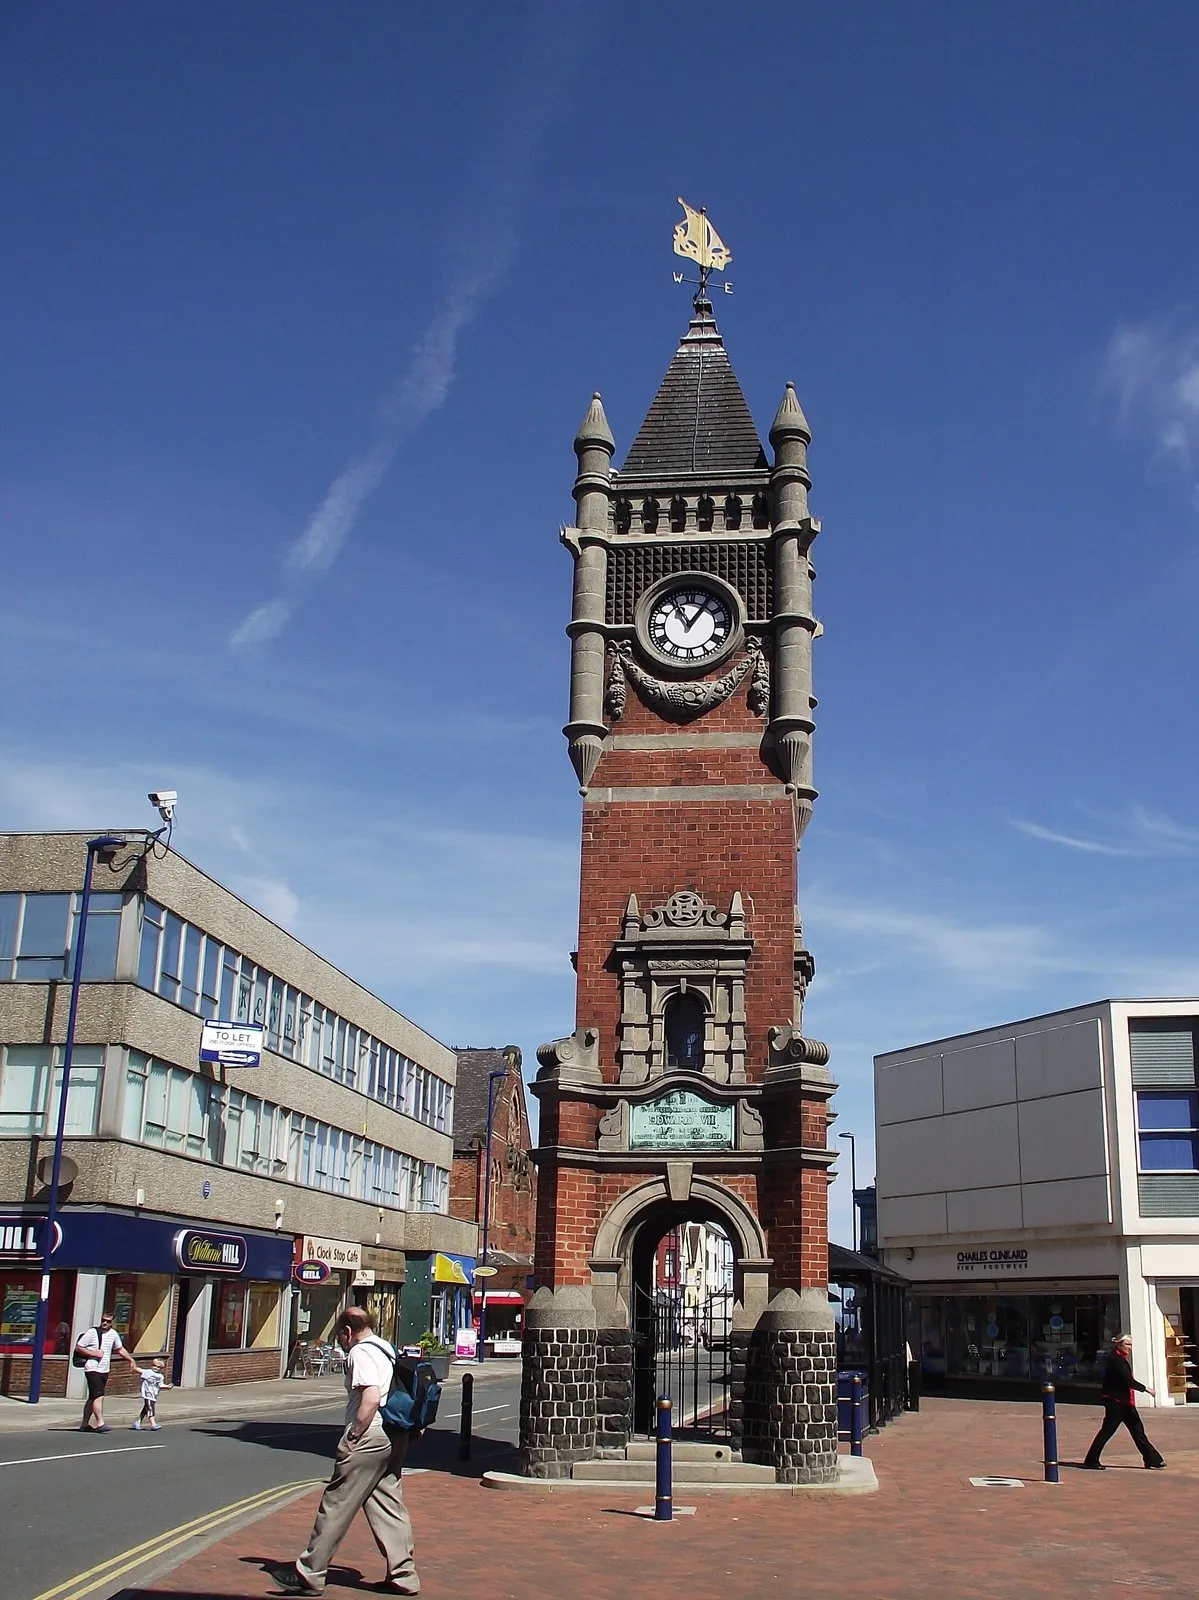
[0,1356,69,1398]
[449,1152,479,1225]
[577,792,797,1082]
[205,1347,282,1385]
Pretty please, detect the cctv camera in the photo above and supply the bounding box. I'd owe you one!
[148,790,177,823]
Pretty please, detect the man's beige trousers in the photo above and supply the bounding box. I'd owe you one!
[296,1426,418,1594]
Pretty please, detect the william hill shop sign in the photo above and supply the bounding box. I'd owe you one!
[173,1229,248,1275]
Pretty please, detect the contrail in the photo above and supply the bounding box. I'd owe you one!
[230,5,587,650]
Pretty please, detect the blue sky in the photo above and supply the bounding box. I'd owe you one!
[4,2,1199,1248]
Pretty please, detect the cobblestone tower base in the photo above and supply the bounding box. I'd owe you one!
[741,1287,838,1485]
[519,1286,598,1478]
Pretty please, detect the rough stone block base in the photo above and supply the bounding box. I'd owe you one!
[519,1286,598,1479]
[741,1288,838,1485]
[595,1324,633,1452]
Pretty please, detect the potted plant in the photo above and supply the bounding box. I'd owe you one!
[417,1331,451,1380]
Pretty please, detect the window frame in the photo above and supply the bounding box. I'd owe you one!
[1135,1089,1199,1174]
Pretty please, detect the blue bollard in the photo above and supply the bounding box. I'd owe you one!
[1041,1383,1059,1483]
[655,1395,673,1521]
[850,1374,864,1457]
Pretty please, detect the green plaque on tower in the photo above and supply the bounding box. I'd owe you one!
[628,1089,734,1151]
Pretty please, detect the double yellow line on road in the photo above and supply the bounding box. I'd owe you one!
[31,1476,322,1600]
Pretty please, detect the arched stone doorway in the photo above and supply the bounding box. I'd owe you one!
[587,1177,771,1445]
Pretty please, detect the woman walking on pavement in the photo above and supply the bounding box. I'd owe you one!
[1083,1334,1166,1469]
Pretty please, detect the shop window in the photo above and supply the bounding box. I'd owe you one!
[1137,1091,1199,1172]
[104,1273,173,1355]
[0,1268,75,1355]
[210,1281,246,1349]
[918,1293,1120,1384]
[0,1044,103,1135]
[246,1284,281,1349]
[210,1281,282,1351]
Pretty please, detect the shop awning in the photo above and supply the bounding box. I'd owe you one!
[432,1252,473,1285]
[472,1289,524,1304]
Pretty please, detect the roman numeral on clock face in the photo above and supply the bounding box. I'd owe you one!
[646,584,732,660]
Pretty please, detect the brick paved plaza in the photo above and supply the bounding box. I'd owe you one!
[119,1397,1199,1600]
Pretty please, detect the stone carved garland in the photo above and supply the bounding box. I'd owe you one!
[605,640,768,724]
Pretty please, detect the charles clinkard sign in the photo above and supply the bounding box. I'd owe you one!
[956,1248,1030,1273]
[629,1090,734,1151]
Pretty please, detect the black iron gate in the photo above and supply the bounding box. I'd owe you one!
[633,1287,732,1438]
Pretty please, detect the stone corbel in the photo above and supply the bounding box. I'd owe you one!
[536,1026,602,1085]
[738,1100,764,1152]
[768,1023,831,1069]
[597,1100,627,1152]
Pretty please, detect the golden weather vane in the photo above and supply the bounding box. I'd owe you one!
[672,198,734,298]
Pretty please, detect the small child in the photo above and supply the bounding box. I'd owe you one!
[132,1358,167,1430]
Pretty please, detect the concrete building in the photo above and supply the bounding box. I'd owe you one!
[875,1000,1199,1405]
[0,831,476,1396]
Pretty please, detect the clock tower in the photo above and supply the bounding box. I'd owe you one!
[521,275,838,1486]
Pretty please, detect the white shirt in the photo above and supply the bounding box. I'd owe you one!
[345,1335,394,1433]
[139,1368,165,1402]
[82,1327,126,1374]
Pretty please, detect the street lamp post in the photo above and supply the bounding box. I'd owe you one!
[476,1046,518,1363]
[28,834,125,1405]
[839,1131,858,1255]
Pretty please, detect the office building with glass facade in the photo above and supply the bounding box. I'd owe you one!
[875,1000,1199,1406]
[0,831,477,1396]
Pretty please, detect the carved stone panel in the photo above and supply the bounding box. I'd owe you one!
[613,889,752,1086]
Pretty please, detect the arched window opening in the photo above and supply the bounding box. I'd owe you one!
[665,992,705,1071]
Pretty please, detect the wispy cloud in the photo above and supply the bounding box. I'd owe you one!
[1100,314,1199,505]
[1008,806,1199,858]
[229,599,293,650]
[1008,818,1142,856]
[814,898,1073,986]
[230,7,586,651]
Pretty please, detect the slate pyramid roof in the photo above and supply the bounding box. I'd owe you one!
[620,296,767,479]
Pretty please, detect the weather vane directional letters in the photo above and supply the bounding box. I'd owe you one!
[672,198,734,295]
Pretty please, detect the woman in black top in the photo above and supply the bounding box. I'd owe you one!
[1082,1335,1165,1469]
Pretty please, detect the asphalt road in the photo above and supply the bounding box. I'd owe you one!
[0,1369,522,1600]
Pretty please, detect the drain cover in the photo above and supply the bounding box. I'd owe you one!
[969,1476,1025,1488]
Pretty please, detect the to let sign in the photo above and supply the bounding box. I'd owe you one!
[199,1021,265,1068]
[629,1090,734,1151]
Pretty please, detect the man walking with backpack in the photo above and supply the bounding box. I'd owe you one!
[269,1306,420,1596]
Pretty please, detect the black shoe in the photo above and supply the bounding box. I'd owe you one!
[1146,1460,1167,1469]
[266,1565,321,1596]
[1081,1461,1105,1470]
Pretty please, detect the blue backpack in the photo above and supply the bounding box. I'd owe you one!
[367,1338,442,1433]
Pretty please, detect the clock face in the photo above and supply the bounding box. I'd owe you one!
[647,585,733,663]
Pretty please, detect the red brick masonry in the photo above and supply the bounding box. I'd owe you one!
[121,1398,1199,1600]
